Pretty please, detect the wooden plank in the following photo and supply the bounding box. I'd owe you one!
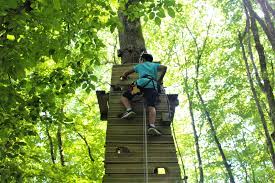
[108,110,168,117]
[106,118,169,126]
[111,64,137,86]
[96,91,109,120]
[105,152,178,163]
[105,143,177,153]
[105,162,180,174]
[106,125,172,135]
[103,175,183,183]
[109,92,170,98]
[108,103,168,110]
[106,135,175,144]
[103,177,182,183]
[108,98,169,106]
[108,108,169,113]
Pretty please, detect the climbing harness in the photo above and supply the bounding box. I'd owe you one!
[143,102,149,183]
[128,75,160,96]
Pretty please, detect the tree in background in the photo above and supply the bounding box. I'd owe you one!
[0,0,274,182]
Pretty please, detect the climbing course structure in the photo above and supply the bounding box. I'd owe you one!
[97,63,182,183]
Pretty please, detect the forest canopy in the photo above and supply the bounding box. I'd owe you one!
[0,0,274,182]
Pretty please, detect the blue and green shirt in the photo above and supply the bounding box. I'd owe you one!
[134,61,160,89]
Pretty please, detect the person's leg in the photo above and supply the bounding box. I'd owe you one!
[120,90,136,119]
[143,88,161,135]
[148,106,156,126]
[121,96,132,110]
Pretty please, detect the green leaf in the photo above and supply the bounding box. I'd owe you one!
[90,84,95,90]
[27,130,37,136]
[167,8,175,18]
[110,24,116,33]
[0,30,6,37]
[16,141,27,146]
[143,15,148,22]
[154,17,161,26]
[78,0,86,6]
[85,87,91,93]
[53,0,61,9]
[7,0,18,9]
[6,153,18,158]
[157,8,165,18]
[94,59,100,65]
[90,75,97,82]
[13,145,20,150]
[149,12,155,20]
[82,83,87,89]
[7,34,15,41]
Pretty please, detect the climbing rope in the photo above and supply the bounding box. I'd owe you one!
[143,101,149,183]
[140,50,148,183]
[165,94,188,182]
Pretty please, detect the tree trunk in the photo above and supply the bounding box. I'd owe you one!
[256,0,275,49]
[117,1,146,64]
[243,0,275,138]
[77,132,94,162]
[186,16,235,181]
[184,69,204,183]
[57,124,65,166]
[239,29,275,168]
[194,80,235,182]
[46,124,56,164]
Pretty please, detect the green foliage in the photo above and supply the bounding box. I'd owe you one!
[1,0,274,182]
[0,0,115,182]
[142,0,274,181]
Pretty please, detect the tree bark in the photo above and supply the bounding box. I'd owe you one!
[57,124,65,166]
[194,80,235,182]
[243,0,275,140]
[184,69,204,183]
[117,1,146,64]
[247,30,264,92]
[185,16,235,181]
[239,28,275,168]
[46,124,56,164]
[242,0,275,49]
[77,132,94,162]
[256,0,275,49]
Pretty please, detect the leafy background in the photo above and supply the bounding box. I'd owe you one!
[0,0,274,182]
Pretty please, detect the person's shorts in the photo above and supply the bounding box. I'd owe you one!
[122,87,158,107]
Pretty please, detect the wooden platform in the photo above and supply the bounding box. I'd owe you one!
[97,64,181,182]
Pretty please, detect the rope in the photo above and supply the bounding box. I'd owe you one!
[143,101,148,183]
[165,94,188,182]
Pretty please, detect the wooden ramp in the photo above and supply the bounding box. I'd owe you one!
[97,64,182,183]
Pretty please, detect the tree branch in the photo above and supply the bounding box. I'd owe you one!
[45,123,56,164]
[77,132,95,162]
[57,124,65,166]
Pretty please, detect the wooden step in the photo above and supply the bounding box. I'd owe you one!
[106,118,169,126]
[105,162,181,174]
[106,125,172,135]
[105,143,177,153]
[105,151,178,163]
[108,110,167,118]
[108,105,169,112]
[103,174,182,183]
[106,135,175,144]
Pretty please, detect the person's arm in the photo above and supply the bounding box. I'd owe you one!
[157,65,167,84]
[121,68,135,80]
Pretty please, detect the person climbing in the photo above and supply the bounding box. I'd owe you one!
[120,52,167,136]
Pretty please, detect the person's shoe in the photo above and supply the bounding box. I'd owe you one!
[148,126,162,136]
[120,110,136,119]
